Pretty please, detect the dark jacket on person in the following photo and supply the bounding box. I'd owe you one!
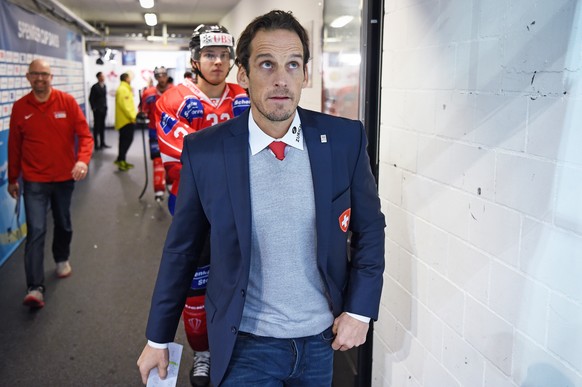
[145,107,386,386]
[89,82,107,113]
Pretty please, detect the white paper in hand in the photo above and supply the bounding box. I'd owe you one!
[146,342,183,387]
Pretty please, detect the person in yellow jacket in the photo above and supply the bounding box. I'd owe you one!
[114,72,137,171]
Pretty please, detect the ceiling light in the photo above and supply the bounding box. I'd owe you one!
[144,13,157,26]
[330,15,354,28]
[139,0,154,9]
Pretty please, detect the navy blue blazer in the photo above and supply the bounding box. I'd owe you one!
[145,107,385,385]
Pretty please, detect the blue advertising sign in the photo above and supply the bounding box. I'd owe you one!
[0,0,83,61]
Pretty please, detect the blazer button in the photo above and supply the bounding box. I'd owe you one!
[231,326,238,334]
[240,289,245,297]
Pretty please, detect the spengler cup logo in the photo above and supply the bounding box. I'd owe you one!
[200,33,233,48]
[339,208,351,233]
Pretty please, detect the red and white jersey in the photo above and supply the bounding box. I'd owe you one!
[155,78,250,195]
[141,84,173,128]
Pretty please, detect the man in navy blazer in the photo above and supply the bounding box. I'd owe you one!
[138,10,385,386]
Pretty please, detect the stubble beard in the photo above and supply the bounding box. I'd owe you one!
[33,82,49,95]
[262,108,293,122]
[255,93,295,123]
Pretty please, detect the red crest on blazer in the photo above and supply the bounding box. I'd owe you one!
[339,208,351,233]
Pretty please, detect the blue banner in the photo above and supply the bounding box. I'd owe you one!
[0,0,83,60]
[0,0,84,266]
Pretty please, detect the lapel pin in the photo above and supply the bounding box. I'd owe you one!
[320,135,327,143]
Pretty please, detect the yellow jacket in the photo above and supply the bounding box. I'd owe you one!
[114,81,137,129]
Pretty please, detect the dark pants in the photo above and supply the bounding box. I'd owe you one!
[93,109,107,148]
[116,123,135,162]
[22,180,75,288]
[221,326,335,386]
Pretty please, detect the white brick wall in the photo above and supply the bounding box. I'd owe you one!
[375,0,582,385]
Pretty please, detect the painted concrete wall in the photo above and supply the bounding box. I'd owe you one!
[375,0,582,385]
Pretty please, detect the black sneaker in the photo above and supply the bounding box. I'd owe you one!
[190,351,210,387]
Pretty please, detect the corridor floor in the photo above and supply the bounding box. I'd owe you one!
[0,129,193,386]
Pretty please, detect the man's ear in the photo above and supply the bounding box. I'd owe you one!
[302,65,309,88]
[237,66,249,89]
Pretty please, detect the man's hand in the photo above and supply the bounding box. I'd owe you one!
[71,161,88,181]
[8,183,19,199]
[331,312,369,351]
[137,345,169,385]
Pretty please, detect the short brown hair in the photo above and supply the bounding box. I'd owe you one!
[235,10,310,76]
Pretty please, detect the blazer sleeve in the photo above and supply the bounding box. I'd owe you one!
[343,122,386,321]
[145,138,210,343]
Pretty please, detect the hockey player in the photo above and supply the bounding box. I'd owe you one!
[153,24,250,387]
[140,66,173,201]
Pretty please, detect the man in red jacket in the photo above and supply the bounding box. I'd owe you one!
[8,58,94,309]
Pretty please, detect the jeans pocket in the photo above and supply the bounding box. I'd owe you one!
[320,325,335,343]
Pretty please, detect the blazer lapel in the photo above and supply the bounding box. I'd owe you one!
[224,114,252,262]
[299,108,332,269]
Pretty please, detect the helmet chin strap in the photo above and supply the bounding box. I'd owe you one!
[192,62,233,87]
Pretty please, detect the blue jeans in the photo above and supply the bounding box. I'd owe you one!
[221,326,334,386]
[23,180,75,288]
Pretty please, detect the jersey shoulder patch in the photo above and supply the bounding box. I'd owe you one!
[179,97,204,122]
[233,95,250,117]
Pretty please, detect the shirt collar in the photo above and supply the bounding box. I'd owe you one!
[248,109,304,156]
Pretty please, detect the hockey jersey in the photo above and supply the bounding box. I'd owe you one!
[155,79,250,195]
[141,84,173,128]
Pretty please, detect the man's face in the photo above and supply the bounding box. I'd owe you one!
[194,47,232,85]
[155,71,169,87]
[26,61,53,94]
[237,29,307,126]
[97,73,105,83]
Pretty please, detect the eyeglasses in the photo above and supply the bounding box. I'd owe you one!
[28,72,51,78]
[200,52,231,62]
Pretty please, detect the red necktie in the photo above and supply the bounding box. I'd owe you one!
[269,141,287,160]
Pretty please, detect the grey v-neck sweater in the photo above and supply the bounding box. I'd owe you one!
[239,144,334,338]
